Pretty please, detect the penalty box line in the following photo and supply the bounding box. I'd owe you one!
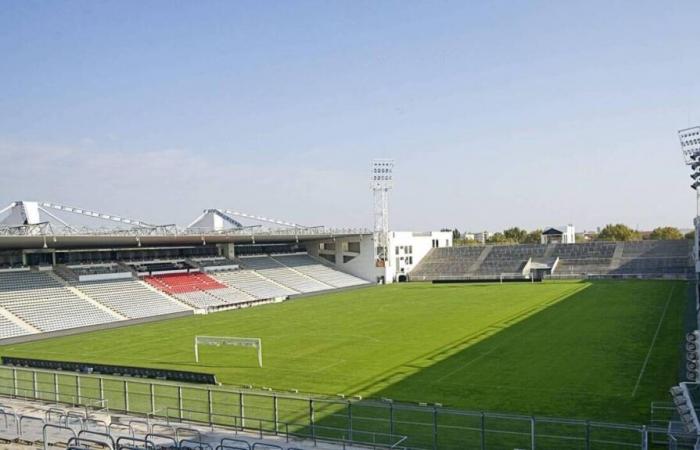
[631,284,675,398]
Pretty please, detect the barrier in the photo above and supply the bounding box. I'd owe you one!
[0,364,671,450]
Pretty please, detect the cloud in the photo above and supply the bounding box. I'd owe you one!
[0,140,370,228]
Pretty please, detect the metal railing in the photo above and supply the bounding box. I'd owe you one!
[0,365,681,449]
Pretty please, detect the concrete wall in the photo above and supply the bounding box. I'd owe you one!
[305,234,381,282]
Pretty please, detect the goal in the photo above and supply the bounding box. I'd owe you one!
[194,336,263,368]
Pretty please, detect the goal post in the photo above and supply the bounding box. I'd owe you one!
[194,336,263,368]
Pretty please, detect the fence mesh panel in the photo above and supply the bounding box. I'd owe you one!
[0,366,666,450]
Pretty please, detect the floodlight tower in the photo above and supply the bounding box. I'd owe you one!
[680,127,700,213]
[679,127,700,270]
[680,127,700,323]
[371,159,394,267]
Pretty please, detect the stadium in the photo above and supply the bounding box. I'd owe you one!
[2,4,700,450]
[0,140,698,450]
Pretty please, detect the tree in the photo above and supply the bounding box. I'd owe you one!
[523,229,543,244]
[649,227,683,240]
[685,230,695,240]
[452,229,461,240]
[503,227,527,243]
[487,232,513,244]
[597,224,640,241]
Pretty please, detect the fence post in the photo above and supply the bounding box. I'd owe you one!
[53,373,59,402]
[32,371,37,399]
[273,394,278,434]
[432,406,438,450]
[348,401,353,443]
[177,386,183,420]
[75,375,81,404]
[389,401,395,436]
[480,412,485,450]
[641,425,648,450]
[309,399,315,443]
[208,389,213,426]
[11,369,16,397]
[239,392,245,429]
[585,421,590,450]
[530,416,536,450]
[99,377,104,404]
[124,380,129,413]
[150,383,156,415]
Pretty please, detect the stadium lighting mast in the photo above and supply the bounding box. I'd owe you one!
[679,127,700,215]
[371,159,394,268]
[679,127,700,297]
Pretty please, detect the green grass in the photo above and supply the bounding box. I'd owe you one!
[0,280,687,425]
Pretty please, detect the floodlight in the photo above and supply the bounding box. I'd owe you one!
[670,383,700,434]
[680,127,700,165]
[689,334,700,380]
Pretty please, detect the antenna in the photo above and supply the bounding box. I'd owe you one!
[371,159,394,266]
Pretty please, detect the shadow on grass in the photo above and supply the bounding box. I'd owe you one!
[306,280,688,449]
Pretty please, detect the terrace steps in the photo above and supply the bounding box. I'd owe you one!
[0,305,39,333]
[67,286,127,320]
[269,255,334,289]
[49,271,126,320]
[469,246,492,273]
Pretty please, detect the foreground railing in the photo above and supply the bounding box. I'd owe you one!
[0,365,687,449]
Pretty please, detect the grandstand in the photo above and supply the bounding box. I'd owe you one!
[0,252,369,341]
[410,239,694,281]
[0,201,372,341]
[75,279,191,318]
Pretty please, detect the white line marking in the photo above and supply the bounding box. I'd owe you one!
[631,284,675,398]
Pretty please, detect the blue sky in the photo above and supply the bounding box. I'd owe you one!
[1,1,699,231]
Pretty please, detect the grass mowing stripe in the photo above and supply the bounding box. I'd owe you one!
[630,283,675,398]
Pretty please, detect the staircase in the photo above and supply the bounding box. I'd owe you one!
[469,246,492,273]
[609,243,624,271]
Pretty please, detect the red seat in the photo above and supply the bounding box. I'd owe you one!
[144,273,226,294]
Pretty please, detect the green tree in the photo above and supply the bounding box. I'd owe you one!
[597,224,640,241]
[523,229,543,244]
[452,229,461,240]
[685,230,695,240]
[649,227,683,240]
[456,236,478,246]
[503,227,527,243]
[487,232,514,244]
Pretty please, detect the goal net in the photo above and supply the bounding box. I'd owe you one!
[194,336,263,368]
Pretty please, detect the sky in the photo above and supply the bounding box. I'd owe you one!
[1,1,700,232]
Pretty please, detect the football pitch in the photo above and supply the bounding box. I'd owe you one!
[0,280,688,424]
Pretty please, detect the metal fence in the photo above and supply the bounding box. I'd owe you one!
[0,365,685,449]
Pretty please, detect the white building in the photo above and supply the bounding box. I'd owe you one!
[306,230,452,284]
[474,231,492,244]
[385,231,453,282]
[541,225,576,244]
